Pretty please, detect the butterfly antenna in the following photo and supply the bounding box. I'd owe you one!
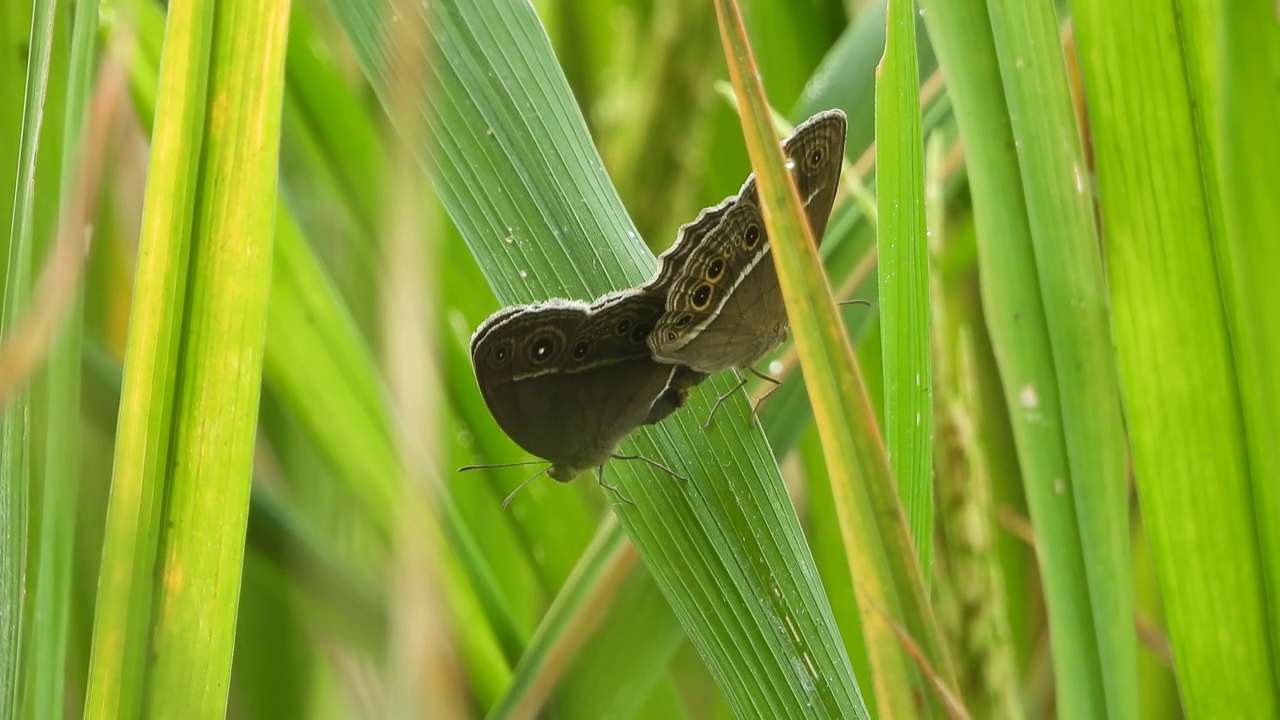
[612,454,689,484]
[501,465,550,509]
[457,459,547,473]
[837,298,873,308]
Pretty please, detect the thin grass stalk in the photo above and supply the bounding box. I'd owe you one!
[489,516,635,719]
[26,2,106,714]
[1,0,58,714]
[875,0,934,581]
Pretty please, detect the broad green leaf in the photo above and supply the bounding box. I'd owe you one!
[979,2,1139,712]
[917,0,1123,716]
[140,0,288,713]
[1074,0,1280,712]
[327,0,865,715]
[1215,0,1280,691]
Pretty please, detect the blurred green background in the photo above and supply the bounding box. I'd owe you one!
[2,0,1277,717]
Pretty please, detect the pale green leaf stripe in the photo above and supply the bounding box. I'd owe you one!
[481,502,686,719]
[1,0,57,714]
[1217,0,1280,691]
[82,0,214,717]
[279,21,523,703]
[1073,0,1280,714]
[916,0,1112,717]
[985,0,1137,718]
[554,567,690,718]
[876,0,934,581]
[27,0,98,717]
[140,0,289,713]
[328,0,863,715]
[266,213,401,539]
[715,0,962,715]
[487,517,628,718]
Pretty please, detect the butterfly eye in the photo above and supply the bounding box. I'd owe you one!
[530,335,557,363]
[808,147,825,167]
[615,318,632,335]
[743,224,761,249]
[706,258,726,281]
[631,322,652,343]
[675,314,693,328]
[692,284,712,309]
[572,340,590,360]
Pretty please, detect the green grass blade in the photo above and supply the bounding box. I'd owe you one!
[280,8,386,335]
[793,0,941,192]
[0,3,30,250]
[328,0,866,715]
[765,5,951,454]
[1217,0,1280,692]
[82,342,391,682]
[284,8,385,244]
[917,0,1117,716]
[1,0,58,713]
[715,0,959,715]
[26,0,100,716]
[83,0,214,713]
[140,0,289,713]
[983,1,1138,718]
[1073,0,1280,713]
[875,0,933,580]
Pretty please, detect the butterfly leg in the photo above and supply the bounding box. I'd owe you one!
[613,453,689,483]
[746,367,783,427]
[703,373,749,430]
[596,465,636,506]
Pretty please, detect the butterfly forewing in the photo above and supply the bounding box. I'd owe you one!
[647,109,848,373]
